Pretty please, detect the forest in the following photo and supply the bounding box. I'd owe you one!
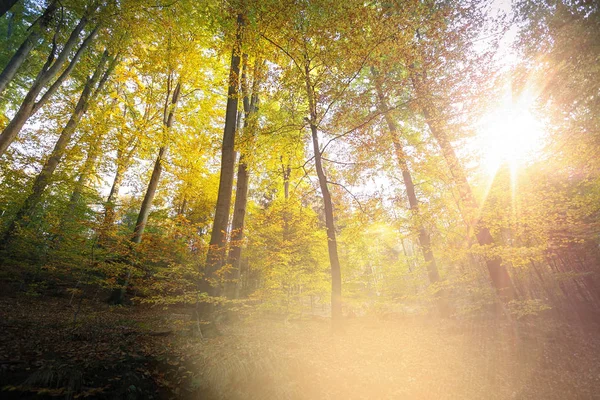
[0,0,599,398]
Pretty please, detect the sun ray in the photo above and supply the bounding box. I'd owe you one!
[475,83,545,218]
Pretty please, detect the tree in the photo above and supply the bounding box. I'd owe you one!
[0,0,57,95]
[100,123,138,239]
[260,0,388,325]
[224,55,262,299]
[372,67,440,286]
[108,77,181,305]
[132,78,181,244]
[0,3,101,157]
[406,1,516,300]
[244,196,330,314]
[203,12,244,297]
[1,48,116,246]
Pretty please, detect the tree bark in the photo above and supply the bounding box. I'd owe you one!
[224,55,260,299]
[224,158,248,298]
[131,146,165,244]
[100,97,138,238]
[304,59,342,325]
[203,14,243,297]
[0,1,57,95]
[0,9,97,158]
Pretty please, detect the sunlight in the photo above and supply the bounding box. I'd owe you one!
[477,91,545,177]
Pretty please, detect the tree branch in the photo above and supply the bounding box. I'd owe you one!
[260,33,303,74]
[321,157,362,166]
[326,180,366,214]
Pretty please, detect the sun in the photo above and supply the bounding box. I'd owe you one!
[477,92,545,176]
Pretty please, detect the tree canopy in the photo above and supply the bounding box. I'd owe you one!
[1,0,600,395]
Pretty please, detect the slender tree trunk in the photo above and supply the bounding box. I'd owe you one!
[110,81,181,304]
[224,158,248,299]
[105,164,125,217]
[132,146,166,244]
[100,163,125,235]
[66,134,103,215]
[0,0,18,18]
[0,30,41,95]
[132,81,180,244]
[109,143,163,305]
[373,71,440,285]
[101,150,130,233]
[101,110,137,237]
[30,25,100,116]
[304,60,342,326]
[0,10,97,158]
[177,197,187,216]
[283,163,291,200]
[1,51,109,246]
[203,14,243,297]
[60,57,119,230]
[282,162,291,240]
[411,75,515,300]
[0,1,57,95]
[224,56,260,299]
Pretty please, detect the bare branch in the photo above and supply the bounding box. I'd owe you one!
[293,164,314,193]
[319,99,413,156]
[321,157,362,166]
[260,33,303,74]
[326,180,366,214]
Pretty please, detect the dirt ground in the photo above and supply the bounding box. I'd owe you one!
[2,292,600,399]
[196,315,600,399]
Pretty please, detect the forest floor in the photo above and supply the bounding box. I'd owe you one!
[2,291,600,399]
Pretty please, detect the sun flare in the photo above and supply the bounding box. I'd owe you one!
[477,93,545,176]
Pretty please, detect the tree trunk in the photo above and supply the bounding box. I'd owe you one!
[0,0,18,18]
[411,75,515,300]
[372,70,440,285]
[203,14,243,297]
[224,55,260,299]
[0,10,96,158]
[30,25,100,116]
[0,50,109,246]
[132,146,166,244]
[177,196,187,216]
[101,148,131,234]
[224,157,248,299]
[0,1,57,95]
[106,165,125,217]
[109,145,164,305]
[132,81,181,244]
[101,115,137,238]
[282,162,291,241]
[111,80,181,304]
[304,60,342,326]
[283,163,291,200]
[66,133,103,217]
[60,56,118,230]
